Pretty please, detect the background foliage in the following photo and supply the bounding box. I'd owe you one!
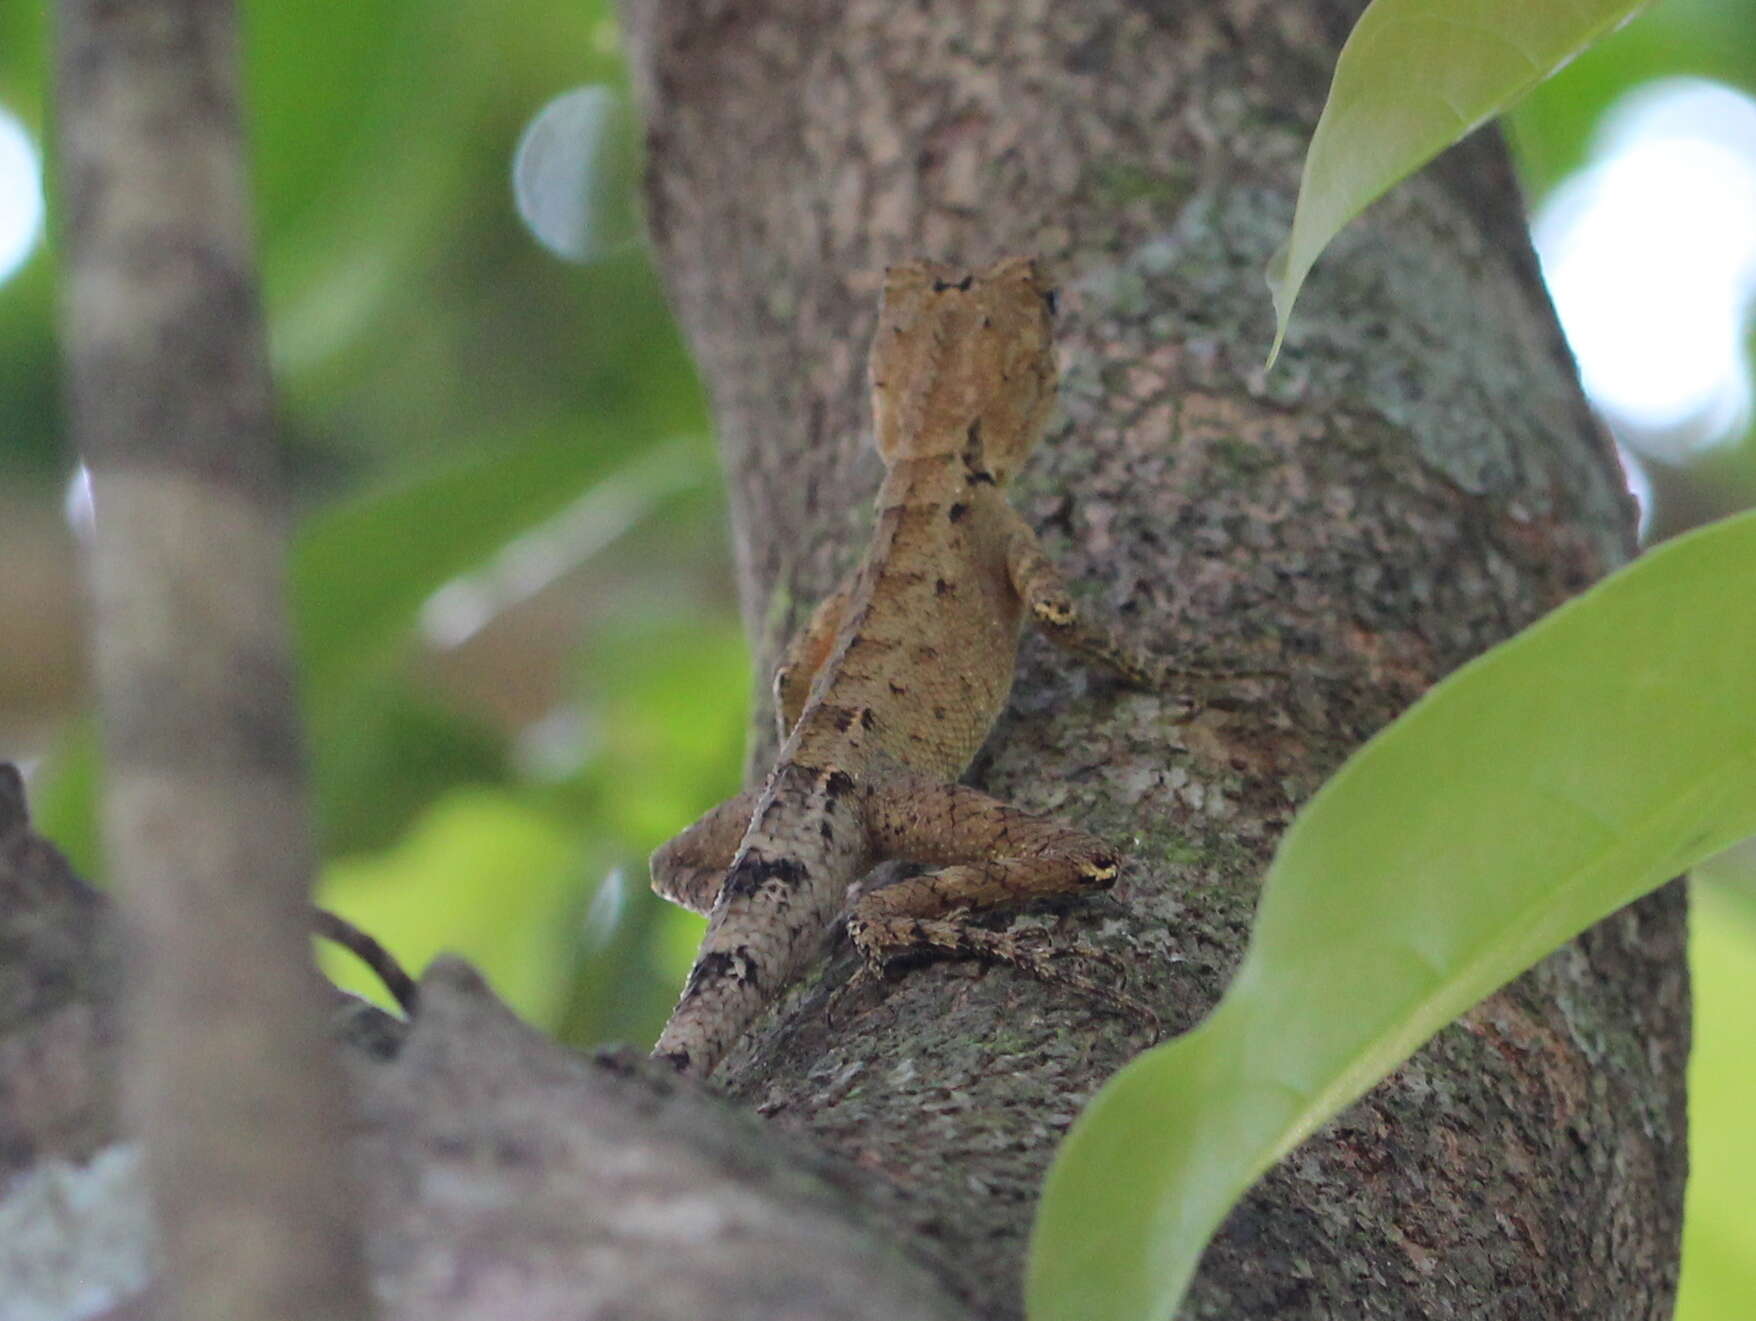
[0,0,1752,1312]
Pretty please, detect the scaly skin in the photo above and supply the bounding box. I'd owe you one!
[653,256,1169,1078]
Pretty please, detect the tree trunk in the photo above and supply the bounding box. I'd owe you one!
[619,1,1686,1318]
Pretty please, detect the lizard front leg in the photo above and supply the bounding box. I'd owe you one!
[1000,504,1263,690]
[849,776,1153,1026]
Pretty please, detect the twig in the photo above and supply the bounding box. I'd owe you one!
[313,908,421,1015]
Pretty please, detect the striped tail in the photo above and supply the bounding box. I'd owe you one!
[653,762,870,1076]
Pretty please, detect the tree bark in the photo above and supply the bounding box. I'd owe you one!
[620,2,1686,1318]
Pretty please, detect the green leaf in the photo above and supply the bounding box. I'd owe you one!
[1266,0,1653,363]
[581,612,752,844]
[309,675,509,857]
[1676,880,1756,1320]
[1028,509,1756,1321]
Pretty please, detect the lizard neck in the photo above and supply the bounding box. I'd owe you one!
[875,450,967,507]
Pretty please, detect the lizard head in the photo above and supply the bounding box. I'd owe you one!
[870,256,1058,486]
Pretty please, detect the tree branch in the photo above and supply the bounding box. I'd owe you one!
[0,777,974,1320]
[52,3,373,1317]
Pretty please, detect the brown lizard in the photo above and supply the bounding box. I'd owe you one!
[651,256,1206,1078]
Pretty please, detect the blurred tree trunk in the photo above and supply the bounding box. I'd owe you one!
[620,2,1687,1318]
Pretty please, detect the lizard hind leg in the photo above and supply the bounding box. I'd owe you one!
[1000,505,1279,693]
[650,787,764,915]
[851,778,1159,1034]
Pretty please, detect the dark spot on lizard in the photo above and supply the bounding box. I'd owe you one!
[819,820,835,842]
[932,274,975,292]
[859,708,877,731]
[685,948,765,994]
[888,680,908,695]
[948,502,969,523]
[831,705,863,733]
[915,644,940,663]
[723,853,809,900]
[822,770,857,801]
[655,1048,691,1072]
[934,577,955,597]
[962,422,996,485]
[933,706,948,720]
[1043,287,1059,317]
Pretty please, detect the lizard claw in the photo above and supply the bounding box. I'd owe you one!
[958,924,1162,1040]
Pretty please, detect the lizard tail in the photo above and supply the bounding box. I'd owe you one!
[654,762,870,1077]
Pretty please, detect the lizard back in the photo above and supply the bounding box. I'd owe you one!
[786,256,1061,780]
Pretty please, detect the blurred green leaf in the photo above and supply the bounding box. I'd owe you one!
[0,22,58,477]
[243,0,409,224]
[28,719,102,880]
[581,611,751,845]
[251,0,616,388]
[311,675,508,856]
[291,423,677,690]
[0,258,59,476]
[316,787,582,1026]
[1511,0,1756,203]
[557,862,677,1048]
[0,3,46,114]
[1029,509,1756,1321]
[1268,0,1653,362]
[1677,879,1756,1318]
[549,606,748,1047]
[295,427,718,855]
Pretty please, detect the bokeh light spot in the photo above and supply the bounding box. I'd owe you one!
[1535,80,1756,454]
[0,107,46,285]
[512,85,639,264]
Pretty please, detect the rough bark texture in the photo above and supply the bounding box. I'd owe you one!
[619,1,1687,1318]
